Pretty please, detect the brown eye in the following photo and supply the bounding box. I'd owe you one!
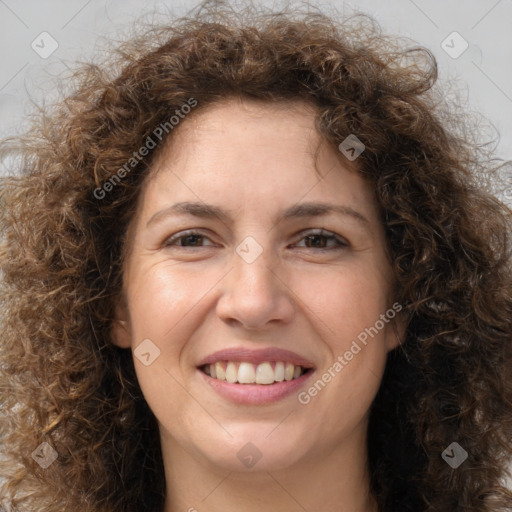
[295,230,348,250]
[164,230,215,247]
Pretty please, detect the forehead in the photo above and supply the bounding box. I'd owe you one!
[135,97,379,227]
[153,98,322,169]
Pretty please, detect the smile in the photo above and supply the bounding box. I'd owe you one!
[197,346,316,404]
[201,361,309,384]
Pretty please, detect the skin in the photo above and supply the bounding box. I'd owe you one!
[112,97,403,512]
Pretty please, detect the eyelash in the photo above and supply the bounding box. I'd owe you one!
[163,229,348,250]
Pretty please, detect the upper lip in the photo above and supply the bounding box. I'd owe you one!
[197,347,316,369]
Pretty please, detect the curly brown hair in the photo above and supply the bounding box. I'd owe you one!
[1,1,512,511]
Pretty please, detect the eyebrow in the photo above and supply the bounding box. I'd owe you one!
[146,200,370,229]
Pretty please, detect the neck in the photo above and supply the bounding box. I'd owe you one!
[161,422,379,512]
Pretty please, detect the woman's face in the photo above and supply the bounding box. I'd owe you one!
[113,98,401,474]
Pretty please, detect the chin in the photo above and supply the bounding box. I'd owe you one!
[196,428,309,473]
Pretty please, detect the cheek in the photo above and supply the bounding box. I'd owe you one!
[124,264,212,425]
[293,262,392,352]
[127,262,211,340]
[125,261,228,405]
[294,268,393,438]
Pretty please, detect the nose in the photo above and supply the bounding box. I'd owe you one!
[215,243,296,330]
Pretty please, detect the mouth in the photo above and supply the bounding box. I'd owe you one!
[199,361,312,384]
[196,347,316,404]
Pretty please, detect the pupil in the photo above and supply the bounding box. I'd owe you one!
[306,235,326,248]
[185,235,201,246]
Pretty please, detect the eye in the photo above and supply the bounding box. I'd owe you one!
[162,228,348,250]
[294,229,348,250]
[163,230,216,247]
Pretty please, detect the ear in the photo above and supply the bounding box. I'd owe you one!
[111,299,132,349]
[385,304,407,352]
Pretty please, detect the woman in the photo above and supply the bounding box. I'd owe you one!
[1,1,511,511]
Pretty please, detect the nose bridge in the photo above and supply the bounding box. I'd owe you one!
[232,235,277,302]
[216,235,294,328]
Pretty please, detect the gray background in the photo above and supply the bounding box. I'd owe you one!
[0,0,511,489]
[1,0,512,164]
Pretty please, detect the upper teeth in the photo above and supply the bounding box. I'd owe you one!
[203,361,305,384]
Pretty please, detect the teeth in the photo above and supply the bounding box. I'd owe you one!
[215,361,225,380]
[238,362,256,384]
[203,361,307,384]
[284,362,294,381]
[255,362,274,384]
[225,361,237,383]
[274,361,285,382]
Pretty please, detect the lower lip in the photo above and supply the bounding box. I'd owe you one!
[198,368,315,405]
